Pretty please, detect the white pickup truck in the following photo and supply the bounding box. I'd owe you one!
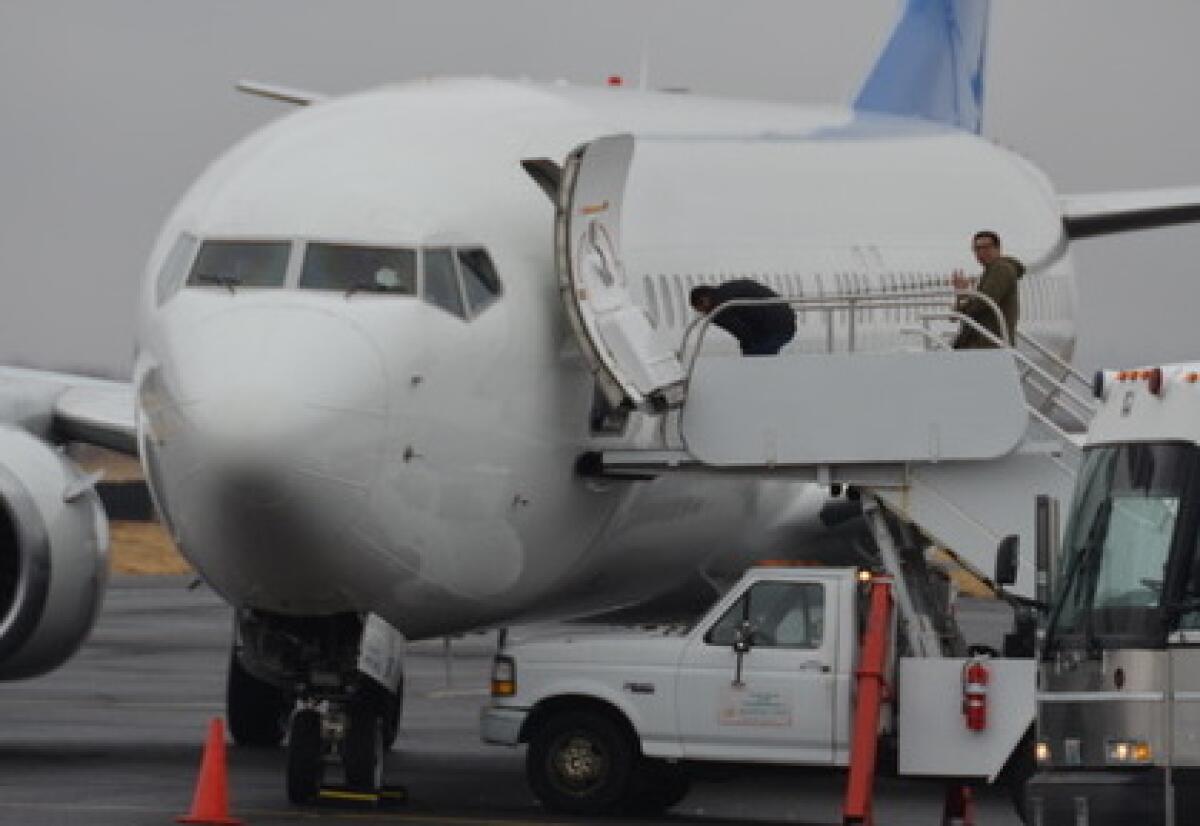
[481,565,1035,816]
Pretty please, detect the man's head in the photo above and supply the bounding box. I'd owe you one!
[972,230,1002,266]
[690,285,717,315]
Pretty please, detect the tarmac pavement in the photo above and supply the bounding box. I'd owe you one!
[0,576,1024,825]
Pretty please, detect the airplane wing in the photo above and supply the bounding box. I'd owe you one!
[0,366,136,455]
[1061,185,1200,239]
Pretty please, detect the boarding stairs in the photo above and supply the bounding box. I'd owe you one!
[554,134,1098,659]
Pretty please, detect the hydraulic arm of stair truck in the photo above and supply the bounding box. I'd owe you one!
[1029,363,1200,826]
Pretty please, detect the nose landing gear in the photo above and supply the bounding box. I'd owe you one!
[284,683,403,805]
[230,610,406,807]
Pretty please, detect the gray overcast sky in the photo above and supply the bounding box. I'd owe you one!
[1,1,1198,379]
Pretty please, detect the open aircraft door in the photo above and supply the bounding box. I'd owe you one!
[557,134,686,412]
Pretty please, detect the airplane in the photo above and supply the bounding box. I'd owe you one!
[2,0,1200,803]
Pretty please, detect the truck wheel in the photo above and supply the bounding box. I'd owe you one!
[226,648,289,747]
[625,758,691,814]
[526,710,635,816]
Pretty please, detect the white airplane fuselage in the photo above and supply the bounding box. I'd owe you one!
[133,78,1077,638]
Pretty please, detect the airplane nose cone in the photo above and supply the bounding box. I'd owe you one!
[171,306,389,472]
[153,304,394,611]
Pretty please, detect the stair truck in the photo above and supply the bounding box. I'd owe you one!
[1029,363,1200,825]
[482,559,1038,821]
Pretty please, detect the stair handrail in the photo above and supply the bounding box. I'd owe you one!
[678,288,1007,380]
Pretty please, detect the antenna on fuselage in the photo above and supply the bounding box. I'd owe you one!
[235,79,327,106]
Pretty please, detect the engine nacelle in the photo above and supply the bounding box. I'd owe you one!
[0,426,109,680]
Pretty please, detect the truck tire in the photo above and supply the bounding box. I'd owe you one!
[526,709,636,816]
[626,757,691,814]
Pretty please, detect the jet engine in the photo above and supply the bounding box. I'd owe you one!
[0,426,109,680]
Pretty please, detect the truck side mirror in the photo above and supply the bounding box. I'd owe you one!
[995,534,1020,586]
[733,620,754,654]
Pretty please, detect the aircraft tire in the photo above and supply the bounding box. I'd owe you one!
[342,708,384,792]
[526,709,635,816]
[356,677,402,750]
[226,648,289,747]
[286,710,323,804]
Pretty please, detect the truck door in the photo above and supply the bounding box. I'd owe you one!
[556,133,686,411]
[676,577,838,763]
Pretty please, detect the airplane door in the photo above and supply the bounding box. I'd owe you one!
[557,134,685,411]
[675,579,837,763]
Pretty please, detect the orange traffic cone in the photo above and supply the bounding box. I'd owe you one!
[177,717,242,825]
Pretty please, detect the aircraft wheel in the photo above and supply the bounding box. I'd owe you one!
[383,681,402,750]
[356,678,402,750]
[342,708,384,792]
[526,709,635,816]
[286,710,323,804]
[226,648,289,747]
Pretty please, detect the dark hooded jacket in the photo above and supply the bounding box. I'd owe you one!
[953,255,1025,349]
[707,279,796,353]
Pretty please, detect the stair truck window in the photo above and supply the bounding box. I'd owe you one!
[186,240,290,288]
[456,248,502,316]
[156,232,198,305]
[299,243,416,293]
[422,248,466,319]
[1046,443,1198,650]
[705,582,825,649]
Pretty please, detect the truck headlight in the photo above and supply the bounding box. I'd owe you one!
[491,655,516,697]
[1105,739,1152,765]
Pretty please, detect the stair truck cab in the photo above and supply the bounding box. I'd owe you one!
[482,564,1036,818]
[1030,363,1200,824]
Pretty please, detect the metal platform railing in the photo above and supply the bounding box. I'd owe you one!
[664,289,1094,475]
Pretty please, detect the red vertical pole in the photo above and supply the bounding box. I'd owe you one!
[842,578,893,826]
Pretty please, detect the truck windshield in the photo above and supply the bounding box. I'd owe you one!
[1045,443,1198,654]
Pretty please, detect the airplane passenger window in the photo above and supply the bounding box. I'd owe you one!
[658,274,675,328]
[643,275,659,326]
[300,244,416,293]
[457,248,502,315]
[187,240,290,288]
[156,232,198,305]
[422,248,466,319]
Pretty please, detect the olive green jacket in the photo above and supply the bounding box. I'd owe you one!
[954,256,1025,349]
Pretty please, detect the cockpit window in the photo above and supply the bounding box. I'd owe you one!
[422,248,466,319]
[457,248,502,315]
[186,240,290,288]
[156,232,199,305]
[300,244,416,293]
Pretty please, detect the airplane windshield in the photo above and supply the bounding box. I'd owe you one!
[186,240,290,288]
[300,244,416,294]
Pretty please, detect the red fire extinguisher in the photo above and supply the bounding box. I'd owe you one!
[962,657,990,732]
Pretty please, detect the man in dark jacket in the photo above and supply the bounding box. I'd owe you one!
[952,230,1025,349]
[689,279,797,356]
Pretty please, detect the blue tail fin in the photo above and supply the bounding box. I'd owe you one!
[854,0,990,133]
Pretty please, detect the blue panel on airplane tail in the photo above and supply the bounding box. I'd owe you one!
[854,0,990,134]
